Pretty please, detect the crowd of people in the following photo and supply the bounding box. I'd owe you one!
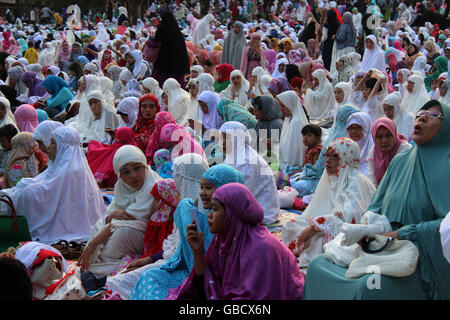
[0,0,449,301]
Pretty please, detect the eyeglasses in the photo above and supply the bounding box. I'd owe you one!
[415,110,443,120]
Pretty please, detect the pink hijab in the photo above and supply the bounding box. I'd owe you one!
[393,41,405,53]
[159,123,206,161]
[167,183,304,300]
[264,49,277,74]
[371,118,405,185]
[2,31,10,51]
[14,104,39,133]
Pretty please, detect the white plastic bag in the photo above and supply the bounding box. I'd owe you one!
[278,186,299,209]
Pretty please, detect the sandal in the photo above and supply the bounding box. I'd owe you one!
[51,240,69,258]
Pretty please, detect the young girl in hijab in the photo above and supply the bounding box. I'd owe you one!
[282,137,376,271]
[367,118,412,187]
[2,132,39,189]
[360,35,386,72]
[346,112,374,175]
[271,58,289,79]
[130,93,160,153]
[159,123,206,162]
[197,90,223,131]
[213,63,234,94]
[333,82,352,116]
[167,183,304,300]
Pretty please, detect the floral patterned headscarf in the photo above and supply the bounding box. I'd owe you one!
[149,178,181,223]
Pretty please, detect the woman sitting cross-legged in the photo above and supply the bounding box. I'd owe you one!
[282,137,376,271]
[166,183,305,300]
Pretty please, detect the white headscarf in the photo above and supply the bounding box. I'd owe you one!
[260,75,272,95]
[198,90,223,130]
[1,126,106,244]
[334,81,353,109]
[116,97,139,128]
[383,91,415,141]
[219,121,280,225]
[220,69,250,108]
[401,74,430,115]
[271,58,288,78]
[197,72,215,94]
[192,14,215,46]
[360,35,386,72]
[98,76,115,107]
[411,56,427,78]
[191,65,204,79]
[79,90,120,144]
[346,112,373,175]
[0,97,18,129]
[162,78,191,124]
[277,91,309,171]
[32,120,63,148]
[304,69,335,120]
[141,77,164,104]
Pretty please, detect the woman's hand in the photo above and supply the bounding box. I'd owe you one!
[381,231,399,240]
[186,222,204,255]
[105,210,136,224]
[294,226,317,255]
[78,245,94,270]
[124,256,152,273]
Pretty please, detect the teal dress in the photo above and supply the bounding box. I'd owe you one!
[303,101,450,300]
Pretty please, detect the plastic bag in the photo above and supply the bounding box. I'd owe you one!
[278,186,299,209]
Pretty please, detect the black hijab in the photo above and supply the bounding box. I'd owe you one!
[285,64,301,83]
[0,52,10,82]
[324,9,341,37]
[153,10,190,76]
[0,85,20,112]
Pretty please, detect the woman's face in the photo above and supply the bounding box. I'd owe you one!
[119,162,147,190]
[126,54,135,65]
[347,124,364,142]
[278,63,286,73]
[162,92,168,106]
[189,82,199,97]
[48,137,57,161]
[334,87,344,103]
[78,76,87,92]
[406,80,415,93]
[0,136,12,151]
[103,51,111,60]
[284,41,292,51]
[88,98,103,119]
[407,45,415,55]
[324,149,340,176]
[231,75,242,88]
[140,99,158,120]
[338,59,344,70]
[439,82,447,97]
[62,42,69,51]
[120,114,129,123]
[277,99,291,118]
[365,38,374,50]
[0,103,6,120]
[355,74,365,86]
[233,24,241,34]
[413,105,444,145]
[190,70,199,79]
[199,177,217,209]
[199,101,209,114]
[397,71,404,83]
[375,126,395,152]
[254,108,263,120]
[362,86,371,100]
[383,103,395,119]
[208,198,226,234]
[72,45,80,53]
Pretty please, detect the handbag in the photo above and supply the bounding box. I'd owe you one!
[142,39,162,63]
[0,194,32,253]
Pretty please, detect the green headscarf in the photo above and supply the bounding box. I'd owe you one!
[216,99,257,129]
[367,100,450,299]
[424,56,449,91]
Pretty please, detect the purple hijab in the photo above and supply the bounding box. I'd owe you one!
[264,49,277,74]
[168,183,304,300]
[20,71,47,97]
[269,77,292,95]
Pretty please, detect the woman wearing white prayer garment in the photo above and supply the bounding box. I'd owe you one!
[281,137,376,271]
[249,66,269,97]
[162,78,191,125]
[396,68,411,99]
[65,74,100,131]
[116,97,139,129]
[79,90,120,145]
[32,120,63,154]
[382,91,415,141]
[78,145,162,277]
[352,69,387,123]
[332,82,353,118]
[192,14,215,48]
[0,96,18,129]
[360,35,386,73]
[348,52,361,74]
[219,69,251,109]
[0,126,105,245]
[411,56,428,78]
[346,112,373,176]
[277,90,309,172]
[197,72,215,95]
[141,77,164,104]
[271,58,288,79]
[401,73,431,115]
[190,65,204,80]
[304,69,335,121]
[219,121,280,225]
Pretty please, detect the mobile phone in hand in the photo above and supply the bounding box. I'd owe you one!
[190,208,202,233]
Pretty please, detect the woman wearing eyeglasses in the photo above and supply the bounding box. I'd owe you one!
[303,100,450,300]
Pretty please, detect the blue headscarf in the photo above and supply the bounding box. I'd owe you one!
[40,75,69,97]
[301,104,359,191]
[36,109,49,122]
[76,55,89,65]
[203,164,245,187]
